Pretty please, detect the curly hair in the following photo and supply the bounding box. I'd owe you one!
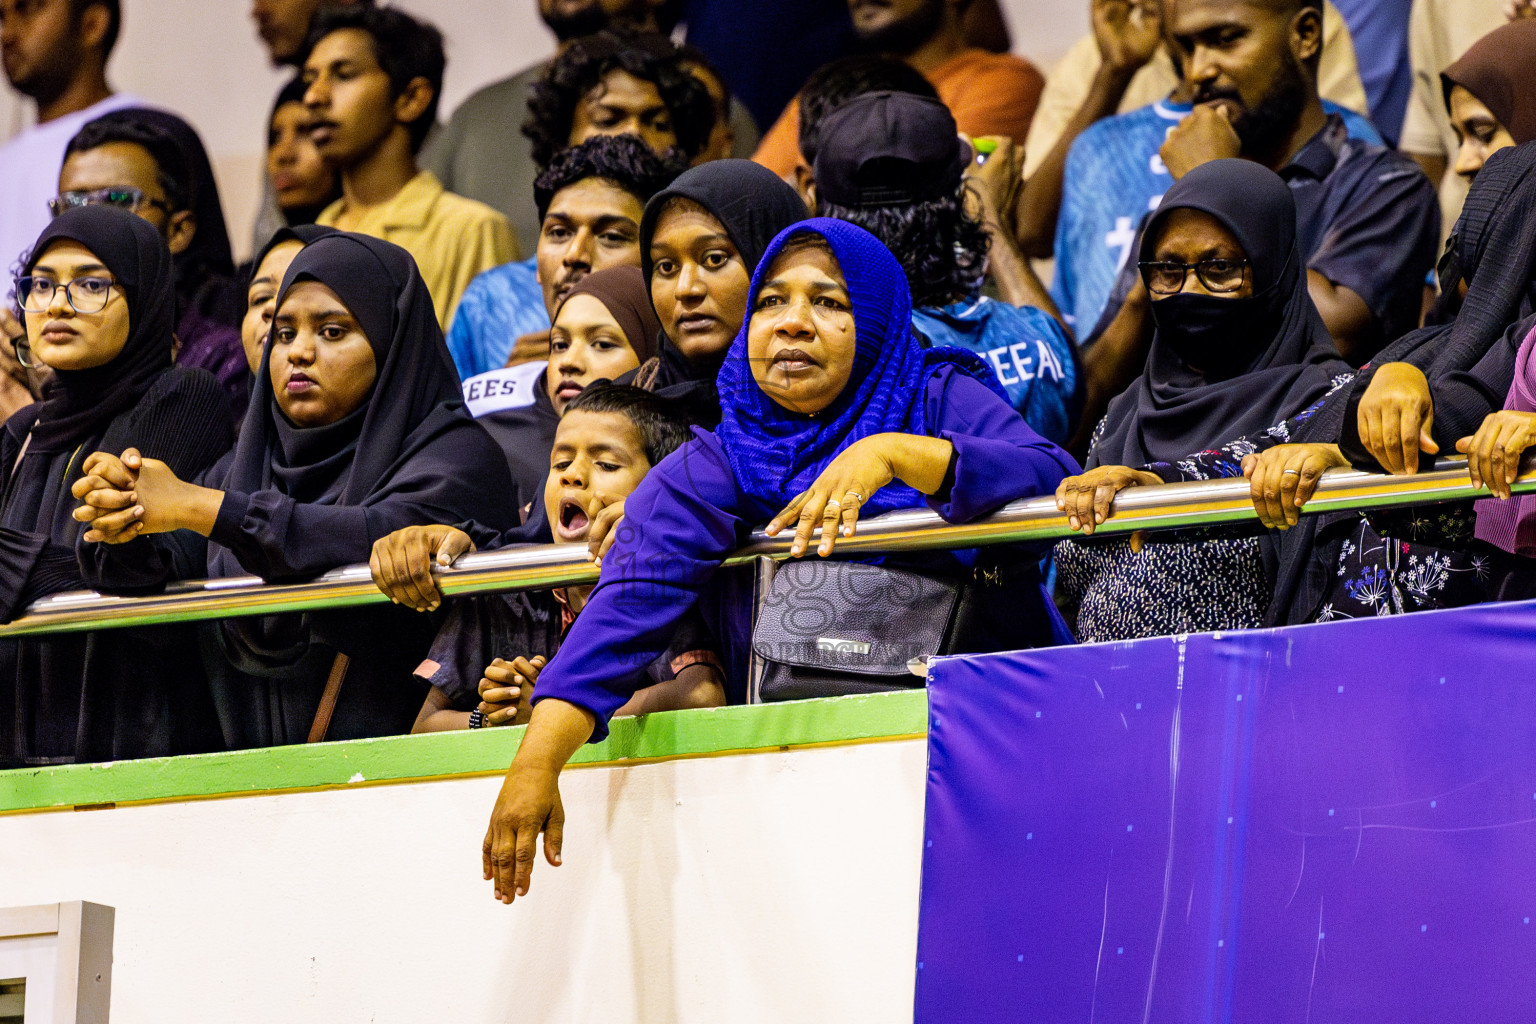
[819,189,991,309]
[523,29,714,169]
[533,134,686,222]
[305,5,445,153]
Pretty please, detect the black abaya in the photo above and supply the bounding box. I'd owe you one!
[0,206,234,766]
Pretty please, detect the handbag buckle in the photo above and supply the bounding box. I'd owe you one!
[816,637,872,657]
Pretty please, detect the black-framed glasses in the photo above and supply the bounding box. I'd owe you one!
[47,187,169,219]
[1138,258,1250,295]
[16,275,117,314]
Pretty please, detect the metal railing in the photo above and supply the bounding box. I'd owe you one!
[3,455,1533,639]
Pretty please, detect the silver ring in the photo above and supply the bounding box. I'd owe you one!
[1282,469,1301,475]
[844,491,863,501]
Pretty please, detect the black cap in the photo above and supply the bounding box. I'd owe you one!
[812,91,969,208]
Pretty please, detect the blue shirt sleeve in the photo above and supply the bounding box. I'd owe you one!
[444,259,551,380]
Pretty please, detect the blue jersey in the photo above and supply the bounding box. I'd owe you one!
[445,255,550,380]
[1051,99,1383,337]
[913,296,1079,445]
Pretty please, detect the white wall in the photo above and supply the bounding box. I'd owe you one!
[0,739,928,1023]
[0,1,1088,261]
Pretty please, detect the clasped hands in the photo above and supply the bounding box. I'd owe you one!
[71,447,218,543]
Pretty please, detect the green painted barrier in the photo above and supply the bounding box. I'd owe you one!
[0,690,929,815]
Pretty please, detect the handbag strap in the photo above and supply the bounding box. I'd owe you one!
[306,652,351,743]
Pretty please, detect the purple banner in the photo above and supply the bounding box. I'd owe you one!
[917,600,1536,1023]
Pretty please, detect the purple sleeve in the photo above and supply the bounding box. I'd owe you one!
[924,369,1081,522]
[530,435,744,741]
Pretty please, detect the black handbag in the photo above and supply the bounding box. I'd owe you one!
[753,559,963,702]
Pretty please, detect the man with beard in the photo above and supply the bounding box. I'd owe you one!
[752,0,1045,179]
[423,0,756,257]
[1059,0,1438,456]
[1007,0,1380,339]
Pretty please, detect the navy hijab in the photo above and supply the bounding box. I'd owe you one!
[716,218,1002,516]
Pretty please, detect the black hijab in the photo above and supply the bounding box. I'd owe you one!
[637,158,808,386]
[1090,159,1351,468]
[23,206,176,454]
[1395,142,1536,401]
[246,224,339,291]
[220,232,464,509]
[1264,143,1536,625]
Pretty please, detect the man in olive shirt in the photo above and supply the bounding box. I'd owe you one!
[305,6,514,329]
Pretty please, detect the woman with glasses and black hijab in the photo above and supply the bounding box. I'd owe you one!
[1052,160,1352,642]
[0,206,234,767]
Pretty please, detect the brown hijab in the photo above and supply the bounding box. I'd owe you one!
[1443,20,1536,145]
[553,265,661,364]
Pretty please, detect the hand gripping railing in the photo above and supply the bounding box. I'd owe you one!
[3,455,1534,639]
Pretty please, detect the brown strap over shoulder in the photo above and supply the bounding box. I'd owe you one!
[306,652,350,744]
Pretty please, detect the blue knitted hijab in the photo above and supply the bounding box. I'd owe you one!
[716,218,1002,515]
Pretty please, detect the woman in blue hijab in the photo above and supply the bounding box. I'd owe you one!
[477,218,1080,904]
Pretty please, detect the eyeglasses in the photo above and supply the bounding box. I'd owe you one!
[1138,258,1250,295]
[16,275,118,314]
[47,187,169,219]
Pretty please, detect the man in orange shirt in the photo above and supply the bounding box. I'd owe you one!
[753,0,1043,180]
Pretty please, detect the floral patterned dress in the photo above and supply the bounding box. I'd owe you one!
[1056,375,1487,637]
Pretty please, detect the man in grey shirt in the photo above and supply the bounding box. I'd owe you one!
[422,0,756,256]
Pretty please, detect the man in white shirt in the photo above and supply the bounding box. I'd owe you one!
[0,0,142,279]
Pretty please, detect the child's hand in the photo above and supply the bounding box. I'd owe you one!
[477,655,545,726]
[369,525,476,612]
[586,495,627,564]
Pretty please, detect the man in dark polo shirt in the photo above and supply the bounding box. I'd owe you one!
[1071,0,1438,453]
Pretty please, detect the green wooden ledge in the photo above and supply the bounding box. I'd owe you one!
[0,690,929,816]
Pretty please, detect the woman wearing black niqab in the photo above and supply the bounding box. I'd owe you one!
[1088,160,1351,469]
[1054,160,1352,641]
[0,205,234,766]
[624,159,807,423]
[78,232,517,749]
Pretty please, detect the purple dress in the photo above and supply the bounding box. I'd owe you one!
[533,364,1079,739]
